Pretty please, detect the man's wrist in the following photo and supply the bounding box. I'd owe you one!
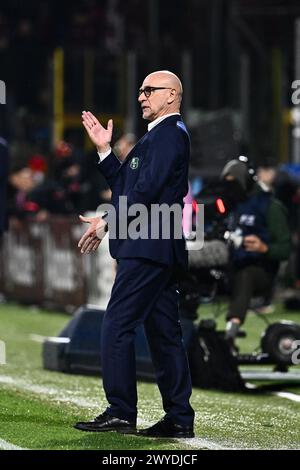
[96,145,111,154]
[97,146,112,163]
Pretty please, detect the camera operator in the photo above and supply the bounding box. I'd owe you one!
[220,158,291,347]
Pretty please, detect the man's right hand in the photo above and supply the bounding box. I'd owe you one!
[81,111,113,153]
[78,215,108,254]
[243,234,268,253]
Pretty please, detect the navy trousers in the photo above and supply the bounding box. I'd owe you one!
[101,258,194,427]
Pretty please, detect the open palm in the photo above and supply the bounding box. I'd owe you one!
[82,111,113,152]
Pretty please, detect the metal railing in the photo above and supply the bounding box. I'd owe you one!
[0,216,115,313]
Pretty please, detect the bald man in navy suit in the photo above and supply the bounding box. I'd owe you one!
[75,71,194,438]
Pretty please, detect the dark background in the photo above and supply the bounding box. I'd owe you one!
[0,0,299,165]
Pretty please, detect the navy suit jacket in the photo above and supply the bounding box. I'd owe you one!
[97,115,190,269]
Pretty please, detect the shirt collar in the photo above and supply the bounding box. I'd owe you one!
[148,113,180,132]
[258,180,272,192]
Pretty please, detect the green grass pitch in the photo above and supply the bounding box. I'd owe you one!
[0,302,300,450]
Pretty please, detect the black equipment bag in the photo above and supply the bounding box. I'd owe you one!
[189,320,246,391]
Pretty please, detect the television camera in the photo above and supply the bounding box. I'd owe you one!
[180,179,300,371]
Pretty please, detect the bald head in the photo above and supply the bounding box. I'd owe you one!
[145,70,183,101]
[139,70,183,121]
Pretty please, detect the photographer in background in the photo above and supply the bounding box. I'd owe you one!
[220,158,291,347]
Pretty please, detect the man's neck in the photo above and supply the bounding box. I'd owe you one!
[148,112,180,132]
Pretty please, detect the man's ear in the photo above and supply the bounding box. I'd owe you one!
[167,89,176,104]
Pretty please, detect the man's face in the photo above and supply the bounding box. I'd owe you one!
[223,174,247,206]
[138,75,174,122]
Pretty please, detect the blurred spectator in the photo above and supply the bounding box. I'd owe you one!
[0,102,11,234]
[7,136,115,220]
[53,140,85,212]
[256,162,277,192]
[8,165,38,217]
[28,154,48,184]
[113,133,136,161]
[0,136,9,235]
[8,140,78,218]
[8,161,71,219]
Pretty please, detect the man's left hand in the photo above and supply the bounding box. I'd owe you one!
[243,235,268,253]
[78,215,108,254]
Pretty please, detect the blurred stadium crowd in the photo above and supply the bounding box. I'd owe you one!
[6,134,140,222]
[0,0,199,222]
[1,0,300,277]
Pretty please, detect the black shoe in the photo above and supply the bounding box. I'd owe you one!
[74,411,136,433]
[225,321,240,342]
[138,417,194,438]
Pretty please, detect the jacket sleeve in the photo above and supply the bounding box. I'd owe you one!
[266,199,291,261]
[96,152,121,189]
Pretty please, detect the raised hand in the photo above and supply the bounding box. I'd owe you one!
[82,111,113,153]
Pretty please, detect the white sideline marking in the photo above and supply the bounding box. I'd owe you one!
[0,374,232,450]
[180,437,233,450]
[0,375,99,409]
[0,376,14,384]
[29,334,70,344]
[29,334,47,343]
[274,392,300,403]
[242,371,300,381]
[0,438,25,450]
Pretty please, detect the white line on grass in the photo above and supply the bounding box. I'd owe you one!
[274,392,300,403]
[0,374,232,450]
[0,438,25,450]
[29,334,47,343]
[0,375,100,409]
[242,371,300,381]
[179,437,233,450]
